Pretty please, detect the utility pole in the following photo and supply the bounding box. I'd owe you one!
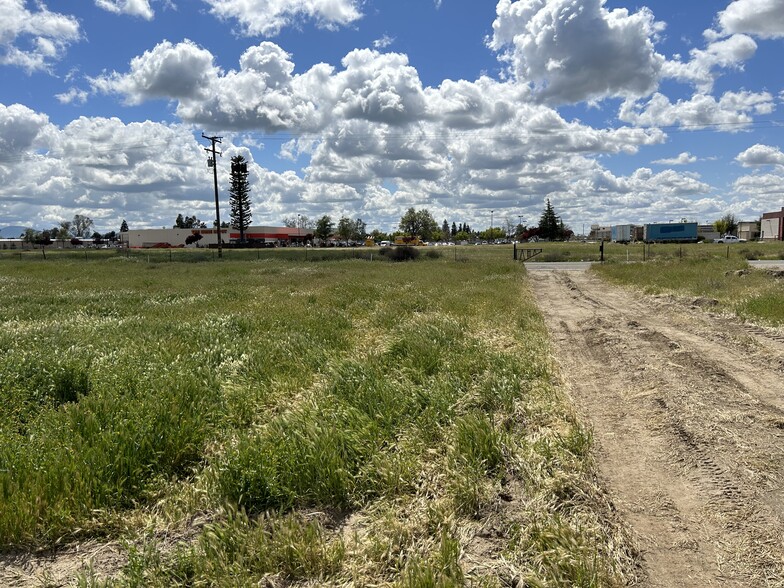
[202,133,223,259]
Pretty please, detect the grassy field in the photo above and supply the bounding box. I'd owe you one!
[2,239,783,265]
[518,240,784,263]
[593,256,784,326]
[0,253,635,586]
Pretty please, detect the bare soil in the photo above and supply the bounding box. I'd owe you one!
[528,269,784,587]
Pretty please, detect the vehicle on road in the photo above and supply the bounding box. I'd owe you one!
[716,235,746,243]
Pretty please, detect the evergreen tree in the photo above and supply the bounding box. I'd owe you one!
[451,222,457,236]
[538,198,561,240]
[120,219,129,233]
[442,219,450,240]
[229,155,252,244]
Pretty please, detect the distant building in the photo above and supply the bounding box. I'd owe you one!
[121,226,314,248]
[0,238,24,250]
[760,207,784,241]
[589,224,612,241]
[697,224,720,241]
[737,221,760,242]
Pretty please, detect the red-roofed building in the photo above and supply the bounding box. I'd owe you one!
[121,226,314,248]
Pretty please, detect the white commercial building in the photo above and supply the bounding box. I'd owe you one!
[121,226,314,248]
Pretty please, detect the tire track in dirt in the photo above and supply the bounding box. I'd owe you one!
[528,270,784,587]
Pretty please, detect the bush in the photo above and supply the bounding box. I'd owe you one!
[385,246,420,262]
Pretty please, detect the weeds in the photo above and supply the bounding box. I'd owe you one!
[594,257,784,325]
[1,256,635,586]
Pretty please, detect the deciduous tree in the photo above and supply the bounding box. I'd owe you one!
[72,214,93,238]
[713,213,738,236]
[399,207,437,240]
[337,216,354,243]
[315,215,333,242]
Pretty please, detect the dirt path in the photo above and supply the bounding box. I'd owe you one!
[528,269,784,587]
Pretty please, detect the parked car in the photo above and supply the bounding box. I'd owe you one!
[716,235,746,243]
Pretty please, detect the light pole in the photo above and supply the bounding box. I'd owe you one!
[518,215,524,240]
[490,210,494,244]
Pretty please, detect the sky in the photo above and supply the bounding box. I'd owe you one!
[1,0,783,235]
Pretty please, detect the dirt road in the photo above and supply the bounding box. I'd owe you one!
[528,269,784,587]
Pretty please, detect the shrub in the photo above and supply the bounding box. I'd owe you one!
[385,246,420,262]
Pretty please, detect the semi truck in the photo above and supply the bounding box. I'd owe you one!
[643,222,698,243]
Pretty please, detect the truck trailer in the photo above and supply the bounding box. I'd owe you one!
[643,222,698,243]
[611,224,634,243]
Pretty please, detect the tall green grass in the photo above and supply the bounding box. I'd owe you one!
[594,257,784,325]
[1,255,635,586]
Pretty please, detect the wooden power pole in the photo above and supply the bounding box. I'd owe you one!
[202,133,223,259]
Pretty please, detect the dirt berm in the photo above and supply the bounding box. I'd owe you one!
[529,269,784,587]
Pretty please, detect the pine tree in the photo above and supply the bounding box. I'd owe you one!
[120,219,129,233]
[229,155,252,244]
[538,198,560,240]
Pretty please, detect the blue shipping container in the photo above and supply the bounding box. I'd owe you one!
[643,222,698,243]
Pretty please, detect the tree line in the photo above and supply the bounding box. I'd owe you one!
[19,214,121,247]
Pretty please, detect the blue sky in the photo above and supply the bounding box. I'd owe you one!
[1,0,783,234]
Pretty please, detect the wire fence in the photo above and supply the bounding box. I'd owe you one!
[1,241,783,264]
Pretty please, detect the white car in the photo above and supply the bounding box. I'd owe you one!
[716,235,745,243]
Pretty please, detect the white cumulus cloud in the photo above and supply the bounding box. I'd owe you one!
[0,103,55,154]
[488,0,665,104]
[619,90,775,130]
[719,0,784,39]
[90,39,219,104]
[653,152,697,165]
[0,0,81,72]
[662,34,756,92]
[736,144,784,167]
[95,0,155,19]
[203,0,362,36]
